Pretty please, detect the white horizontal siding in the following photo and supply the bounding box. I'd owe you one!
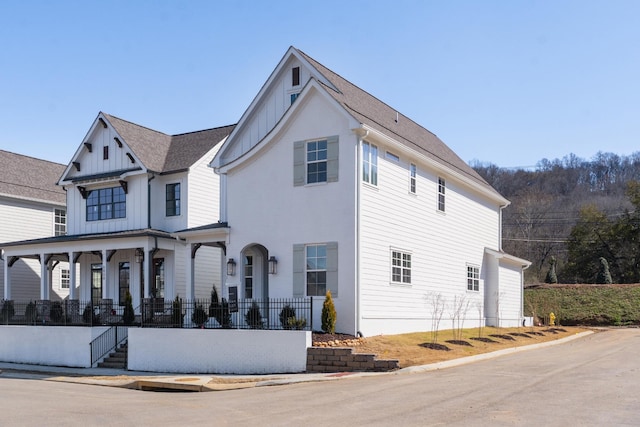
[359,145,500,334]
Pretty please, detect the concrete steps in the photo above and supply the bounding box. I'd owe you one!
[98,343,127,369]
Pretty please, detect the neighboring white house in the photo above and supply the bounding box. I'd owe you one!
[0,150,69,301]
[2,114,234,309]
[177,46,530,336]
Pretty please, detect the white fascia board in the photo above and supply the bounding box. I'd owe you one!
[360,124,510,207]
[211,47,337,170]
[485,247,532,268]
[58,112,105,185]
[216,79,357,174]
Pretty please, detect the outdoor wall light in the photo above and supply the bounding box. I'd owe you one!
[227,258,236,276]
[268,256,278,275]
[134,248,144,263]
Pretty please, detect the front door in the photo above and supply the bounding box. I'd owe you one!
[91,263,102,306]
[243,251,262,300]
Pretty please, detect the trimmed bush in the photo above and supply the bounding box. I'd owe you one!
[50,301,65,323]
[245,302,264,329]
[321,290,337,334]
[1,300,15,323]
[279,304,296,330]
[171,295,183,327]
[25,301,38,325]
[209,286,232,328]
[191,304,208,328]
[123,290,136,325]
[82,304,100,325]
[287,316,307,330]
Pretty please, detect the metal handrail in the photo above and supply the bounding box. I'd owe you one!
[89,325,129,367]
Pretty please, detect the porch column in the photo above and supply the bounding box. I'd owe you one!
[143,249,150,298]
[186,244,195,301]
[39,253,49,300]
[68,251,77,300]
[102,249,109,299]
[3,256,10,300]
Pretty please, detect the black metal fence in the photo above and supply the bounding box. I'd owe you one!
[0,297,313,331]
[140,297,313,330]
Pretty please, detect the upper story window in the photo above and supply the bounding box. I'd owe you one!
[103,146,109,160]
[290,93,299,104]
[293,136,339,186]
[438,177,446,212]
[166,183,181,216]
[362,141,378,185]
[386,151,399,162]
[292,66,300,86]
[61,269,70,289]
[86,186,126,221]
[391,249,411,284]
[410,164,417,194]
[54,208,66,236]
[306,139,328,184]
[467,265,480,291]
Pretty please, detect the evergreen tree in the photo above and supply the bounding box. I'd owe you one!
[596,257,613,284]
[321,290,337,334]
[545,256,558,284]
[123,290,135,325]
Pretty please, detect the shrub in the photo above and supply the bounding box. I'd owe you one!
[49,301,65,323]
[1,300,15,323]
[25,301,38,325]
[191,304,208,328]
[123,291,136,325]
[171,295,183,328]
[209,286,232,328]
[596,257,613,284]
[545,256,558,284]
[287,316,307,330]
[321,290,337,334]
[279,304,296,330]
[245,302,264,329]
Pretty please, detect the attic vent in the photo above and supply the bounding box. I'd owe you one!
[98,118,107,128]
[114,137,122,147]
[126,152,135,164]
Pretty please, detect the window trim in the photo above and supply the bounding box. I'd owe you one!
[467,264,480,292]
[305,244,328,297]
[386,151,400,162]
[61,268,70,289]
[306,139,328,184]
[54,208,66,236]
[292,66,300,86]
[362,141,378,186]
[410,163,417,194]
[390,248,412,285]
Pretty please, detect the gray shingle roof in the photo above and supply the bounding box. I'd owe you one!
[0,150,66,204]
[296,49,499,196]
[101,113,235,174]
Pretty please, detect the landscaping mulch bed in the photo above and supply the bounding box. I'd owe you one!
[526,331,545,336]
[445,340,473,347]
[470,336,499,343]
[419,342,451,351]
[489,334,516,341]
[312,332,357,344]
[509,332,533,338]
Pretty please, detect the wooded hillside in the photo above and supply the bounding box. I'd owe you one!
[472,152,640,284]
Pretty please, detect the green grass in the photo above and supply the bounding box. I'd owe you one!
[524,284,640,326]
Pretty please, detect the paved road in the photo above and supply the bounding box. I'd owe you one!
[1,328,638,426]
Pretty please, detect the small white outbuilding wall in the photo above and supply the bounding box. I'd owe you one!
[128,328,311,374]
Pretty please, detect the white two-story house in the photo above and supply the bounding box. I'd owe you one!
[177,46,530,336]
[0,151,68,302]
[2,114,234,311]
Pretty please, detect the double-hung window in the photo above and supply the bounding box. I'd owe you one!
[438,177,446,212]
[467,265,480,291]
[61,269,70,289]
[410,164,417,194]
[166,183,181,216]
[362,141,378,185]
[54,208,66,236]
[306,140,328,184]
[86,186,126,221]
[391,250,411,284]
[306,244,327,296]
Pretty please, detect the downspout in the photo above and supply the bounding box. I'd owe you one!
[354,128,368,337]
[147,174,156,229]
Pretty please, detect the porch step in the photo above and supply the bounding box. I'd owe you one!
[98,343,127,369]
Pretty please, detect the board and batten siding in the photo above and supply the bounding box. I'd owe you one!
[358,145,502,335]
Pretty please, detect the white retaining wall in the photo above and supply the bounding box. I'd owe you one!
[0,326,108,368]
[128,328,311,374]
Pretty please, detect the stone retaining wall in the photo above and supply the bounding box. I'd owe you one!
[306,347,399,373]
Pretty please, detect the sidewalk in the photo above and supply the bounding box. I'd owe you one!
[0,331,592,392]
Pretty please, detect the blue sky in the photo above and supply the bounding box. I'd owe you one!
[1,0,638,168]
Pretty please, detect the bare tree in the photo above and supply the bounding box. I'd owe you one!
[425,292,445,344]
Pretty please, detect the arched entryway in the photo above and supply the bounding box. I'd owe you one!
[240,244,269,301]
